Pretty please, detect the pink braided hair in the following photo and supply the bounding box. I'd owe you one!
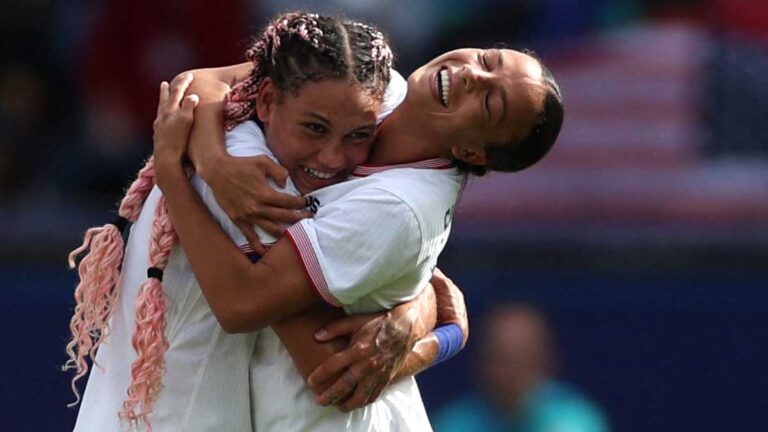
[64,157,156,405]
[65,10,394,430]
[225,12,323,130]
[119,195,177,430]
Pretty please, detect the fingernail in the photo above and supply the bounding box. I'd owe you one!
[315,329,328,340]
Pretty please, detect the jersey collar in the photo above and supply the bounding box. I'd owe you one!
[351,158,455,177]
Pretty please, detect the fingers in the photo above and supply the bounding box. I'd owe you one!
[157,81,169,116]
[308,350,352,390]
[338,376,388,412]
[316,369,357,407]
[258,186,308,210]
[314,314,378,342]
[260,206,311,227]
[255,219,284,239]
[235,221,268,255]
[270,194,310,212]
[257,156,290,188]
[169,72,194,109]
[181,93,200,114]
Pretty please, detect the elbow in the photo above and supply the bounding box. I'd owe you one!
[218,315,248,334]
[213,304,269,334]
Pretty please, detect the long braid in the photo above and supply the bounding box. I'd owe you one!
[64,157,156,405]
[120,195,177,429]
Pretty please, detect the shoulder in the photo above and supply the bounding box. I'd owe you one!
[362,168,463,220]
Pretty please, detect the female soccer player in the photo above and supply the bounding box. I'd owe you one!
[67,12,440,432]
[150,39,563,431]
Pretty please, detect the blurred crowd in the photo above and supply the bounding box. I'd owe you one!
[3,0,766,210]
[433,304,610,432]
[3,2,768,431]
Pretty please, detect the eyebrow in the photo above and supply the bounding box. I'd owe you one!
[303,112,331,126]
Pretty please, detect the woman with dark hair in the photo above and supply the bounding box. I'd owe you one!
[149,42,563,431]
[68,12,427,432]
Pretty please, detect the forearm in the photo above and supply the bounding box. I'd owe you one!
[180,63,252,180]
[394,283,437,344]
[157,165,314,331]
[392,270,470,380]
[272,305,347,384]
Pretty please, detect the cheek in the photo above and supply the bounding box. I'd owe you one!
[346,143,371,167]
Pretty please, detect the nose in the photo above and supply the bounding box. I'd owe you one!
[316,139,346,171]
[460,65,494,93]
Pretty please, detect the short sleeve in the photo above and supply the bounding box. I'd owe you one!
[285,187,422,307]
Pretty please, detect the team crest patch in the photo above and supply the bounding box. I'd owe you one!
[305,196,321,214]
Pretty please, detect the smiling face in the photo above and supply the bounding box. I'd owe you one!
[256,78,380,194]
[404,48,546,166]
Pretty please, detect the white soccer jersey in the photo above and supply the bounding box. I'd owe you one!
[73,70,407,432]
[73,122,282,432]
[251,160,465,432]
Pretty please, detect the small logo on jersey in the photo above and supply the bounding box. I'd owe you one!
[444,206,454,229]
[306,196,321,214]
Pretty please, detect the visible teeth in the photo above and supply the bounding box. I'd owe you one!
[303,167,335,179]
[439,69,450,106]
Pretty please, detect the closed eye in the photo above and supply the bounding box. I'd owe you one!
[484,92,490,121]
[478,52,488,70]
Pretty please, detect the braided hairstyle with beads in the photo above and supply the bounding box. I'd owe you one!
[226,12,392,129]
[64,11,393,431]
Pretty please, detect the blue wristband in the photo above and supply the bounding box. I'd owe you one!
[433,323,464,366]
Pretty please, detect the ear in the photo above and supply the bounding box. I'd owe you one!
[451,145,486,166]
[255,77,277,126]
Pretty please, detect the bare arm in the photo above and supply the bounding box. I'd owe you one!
[170,69,307,248]
[154,76,322,331]
[179,63,251,175]
[392,268,469,379]
[305,269,469,411]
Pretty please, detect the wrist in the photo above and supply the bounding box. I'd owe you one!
[194,145,227,184]
[432,323,465,366]
[154,155,187,190]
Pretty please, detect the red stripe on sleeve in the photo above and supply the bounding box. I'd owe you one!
[284,224,342,308]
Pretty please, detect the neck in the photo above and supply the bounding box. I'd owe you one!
[367,106,451,165]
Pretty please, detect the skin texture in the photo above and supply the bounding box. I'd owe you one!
[255,77,380,195]
[369,48,546,167]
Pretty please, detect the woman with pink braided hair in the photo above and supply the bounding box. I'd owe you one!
[69,12,438,432]
[145,25,563,432]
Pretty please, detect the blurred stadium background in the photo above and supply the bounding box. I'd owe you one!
[2,0,767,430]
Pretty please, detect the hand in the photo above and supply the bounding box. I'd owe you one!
[205,155,310,251]
[152,73,199,176]
[432,268,469,346]
[308,311,413,412]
